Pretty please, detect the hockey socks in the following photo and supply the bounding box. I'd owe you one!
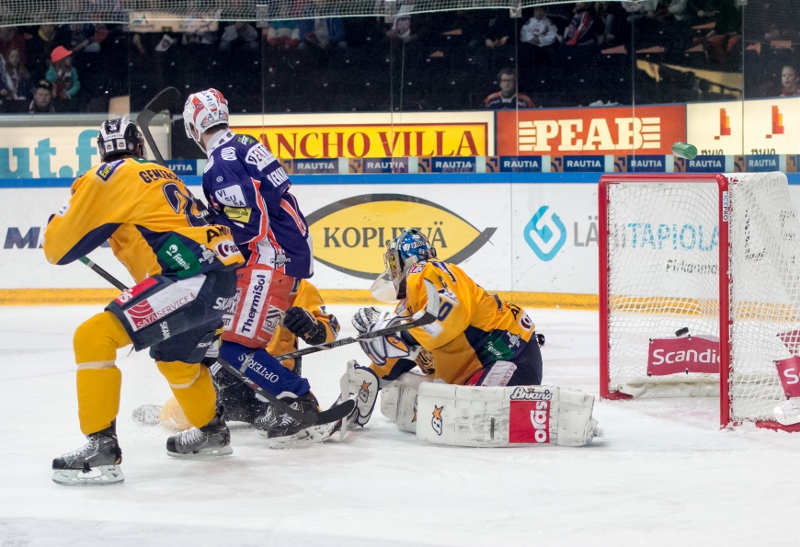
[76,367,122,435]
[156,360,217,428]
[219,342,310,399]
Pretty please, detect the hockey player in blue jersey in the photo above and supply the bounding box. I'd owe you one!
[183,88,325,445]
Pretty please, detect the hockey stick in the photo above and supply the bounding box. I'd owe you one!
[215,358,354,426]
[75,88,182,294]
[273,279,441,361]
[78,257,127,292]
[136,86,181,166]
[80,263,355,428]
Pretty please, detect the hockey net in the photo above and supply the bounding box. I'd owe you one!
[599,172,800,429]
[0,1,632,27]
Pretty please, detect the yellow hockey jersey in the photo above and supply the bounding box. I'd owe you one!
[268,279,340,371]
[43,157,244,283]
[370,260,536,385]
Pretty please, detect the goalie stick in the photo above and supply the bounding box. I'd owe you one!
[273,279,441,361]
[136,86,181,166]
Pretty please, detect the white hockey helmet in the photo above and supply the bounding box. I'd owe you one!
[183,88,230,145]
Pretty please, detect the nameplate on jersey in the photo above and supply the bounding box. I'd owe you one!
[245,144,276,171]
[215,185,246,207]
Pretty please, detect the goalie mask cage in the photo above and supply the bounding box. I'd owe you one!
[599,172,800,431]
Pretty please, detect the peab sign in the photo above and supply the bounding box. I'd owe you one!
[497,105,686,156]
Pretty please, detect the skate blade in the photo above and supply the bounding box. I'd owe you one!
[166,445,233,459]
[52,465,124,486]
[264,422,339,449]
[132,404,162,426]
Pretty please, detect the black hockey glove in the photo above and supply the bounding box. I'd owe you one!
[283,306,326,345]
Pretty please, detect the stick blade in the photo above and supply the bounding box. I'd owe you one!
[136,87,181,166]
[140,86,181,119]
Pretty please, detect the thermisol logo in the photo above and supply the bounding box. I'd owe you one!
[524,206,567,261]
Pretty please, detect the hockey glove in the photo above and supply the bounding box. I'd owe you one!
[283,306,326,345]
[339,360,380,427]
[358,316,421,366]
[351,306,388,334]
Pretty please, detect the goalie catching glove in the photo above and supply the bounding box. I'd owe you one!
[339,360,380,427]
[358,315,422,366]
[351,306,388,334]
[283,306,327,345]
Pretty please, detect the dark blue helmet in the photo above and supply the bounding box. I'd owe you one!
[97,117,146,162]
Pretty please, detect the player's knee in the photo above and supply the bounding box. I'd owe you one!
[157,360,202,388]
[74,311,131,364]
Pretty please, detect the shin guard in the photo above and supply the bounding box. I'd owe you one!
[76,367,122,435]
[156,360,216,428]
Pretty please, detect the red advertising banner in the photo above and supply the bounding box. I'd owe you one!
[497,105,686,156]
[775,356,800,398]
[646,335,720,376]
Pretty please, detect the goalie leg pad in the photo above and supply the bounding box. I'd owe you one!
[380,372,433,432]
[415,383,601,447]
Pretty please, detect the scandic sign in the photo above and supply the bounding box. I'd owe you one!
[497,105,686,156]
[233,124,488,159]
[305,194,496,279]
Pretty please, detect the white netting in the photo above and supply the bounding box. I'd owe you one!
[605,181,722,398]
[727,173,800,422]
[0,0,633,27]
[602,172,800,426]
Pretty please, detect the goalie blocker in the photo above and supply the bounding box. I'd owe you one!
[380,373,601,447]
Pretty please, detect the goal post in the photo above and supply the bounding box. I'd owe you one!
[599,172,800,430]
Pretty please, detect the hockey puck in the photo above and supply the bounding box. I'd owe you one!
[675,327,690,337]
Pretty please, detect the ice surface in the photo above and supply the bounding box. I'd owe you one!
[1,305,799,546]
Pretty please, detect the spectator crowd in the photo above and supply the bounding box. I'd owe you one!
[0,0,795,115]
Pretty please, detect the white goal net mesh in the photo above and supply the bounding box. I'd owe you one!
[0,0,633,27]
[604,180,722,398]
[603,172,800,425]
[727,173,800,422]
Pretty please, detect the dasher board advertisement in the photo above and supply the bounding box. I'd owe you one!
[496,105,686,156]
[7,177,800,299]
[0,126,169,179]
[228,112,495,159]
[687,98,800,156]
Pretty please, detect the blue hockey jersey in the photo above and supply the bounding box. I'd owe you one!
[202,130,313,279]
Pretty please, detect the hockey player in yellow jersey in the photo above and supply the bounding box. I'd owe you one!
[43,117,245,485]
[343,228,543,427]
[144,279,341,431]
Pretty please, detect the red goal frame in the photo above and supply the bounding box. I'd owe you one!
[597,174,734,426]
[599,172,800,431]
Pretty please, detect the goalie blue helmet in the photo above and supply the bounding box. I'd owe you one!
[384,229,437,299]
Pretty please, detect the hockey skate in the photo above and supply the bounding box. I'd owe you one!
[166,408,232,458]
[52,424,124,486]
[255,392,341,448]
